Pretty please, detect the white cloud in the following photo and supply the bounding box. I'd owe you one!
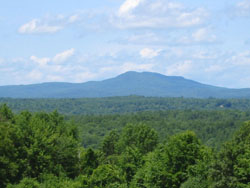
[166,60,193,76]
[229,51,250,65]
[11,57,27,63]
[192,28,216,42]
[73,71,97,82]
[68,14,80,23]
[119,32,167,45]
[53,48,75,63]
[113,0,208,29]
[140,48,161,58]
[30,56,50,66]
[176,8,207,27]
[235,0,250,16]
[98,62,155,77]
[19,19,63,34]
[27,70,43,81]
[205,65,224,73]
[30,49,75,71]
[150,1,183,11]
[18,13,81,34]
[128,33,159,43]
[118,0,144,17]
[237,0,250,9]
[121,62,154,72]
[165,48,184,58]
[192,51,218,60]
[178,27,217,44]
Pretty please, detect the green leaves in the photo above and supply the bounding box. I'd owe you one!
[100,124,158,185]
[7,178,40,188]
[2,104,250,188]
[132,131,203,188]
[0,122,19,187]
[0,107,80,187]
[102,130,119,157]
[119,123,159,154]
[89,164,126,188]
[80,148,98,176]
[0,104,14,122]
[209,121,250,188]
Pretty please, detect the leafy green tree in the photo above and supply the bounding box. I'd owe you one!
[89,164,126,188]
[80,148,99,176]
[7,178,39,188]
[102,130,119,157]
[119,123,158,154]
[0,104,14,122]
[7,175,88,188]
[119,146,143,184]
[132,131,203,188]
[180,146,214,188]
[17,112,79,178]
[38,174,87,188]
[0,122,19,187]
[2,103,250,188]
[0,107,80,187]
[210,121,250,188]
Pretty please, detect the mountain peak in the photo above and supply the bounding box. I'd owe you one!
[0,71,250,98]
[115,71,186,83]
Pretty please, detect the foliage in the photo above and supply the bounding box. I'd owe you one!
[89,164,126,188]
[209,121,250,188]
[132,131,203,188]
[7,178,40,188]
[2,104,250,188]
[2,96,250,115]
[0,106,79,187]
[7,175,87,188]
[180,146,214,188]
[102,130,120,157]
[75,110,250,149]
[79,148,99,176]
[119,123,158,154]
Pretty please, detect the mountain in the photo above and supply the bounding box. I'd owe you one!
[1,71,250,98]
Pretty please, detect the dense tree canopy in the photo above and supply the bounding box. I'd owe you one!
[2,96,250,115]
[1,104,250,187]
[0,105,79,187]
[75,110,250,149]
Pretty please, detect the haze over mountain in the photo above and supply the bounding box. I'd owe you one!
[1,71,250,98]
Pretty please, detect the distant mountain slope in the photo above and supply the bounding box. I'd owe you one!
[1,71,250,98]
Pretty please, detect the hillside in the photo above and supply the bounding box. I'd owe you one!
[1,97,250,115]
[1,71,250,98]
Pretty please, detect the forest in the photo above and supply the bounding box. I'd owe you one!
[1,103,250,188]
[1,96,250,115]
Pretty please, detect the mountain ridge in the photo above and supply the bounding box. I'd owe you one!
[1,71,250,98]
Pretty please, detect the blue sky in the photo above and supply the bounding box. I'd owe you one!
[0,0,250,88]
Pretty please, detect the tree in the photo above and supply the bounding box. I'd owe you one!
[80,148,99,176]
[119,146,143,184]
[102,130,119,157]
[0,108,80,187]
[0,122,19,187]
[180,146,214,188]
[89,164,126,188]
[119,123,158,154]
[0,104,14,122]
[7,178,39,188]
[132,131,203,188]
[210,121,250,188]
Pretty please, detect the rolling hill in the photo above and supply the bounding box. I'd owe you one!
[1,71,250,98]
